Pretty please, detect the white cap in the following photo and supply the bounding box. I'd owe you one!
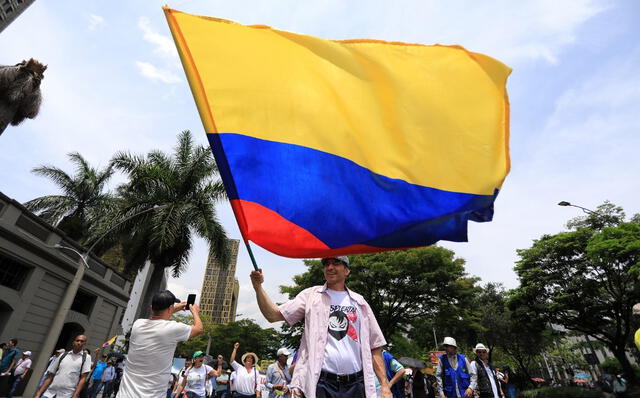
[442,337,457,347]
[473,343,489,353]
[23,351,32,356]
[277,348,290,357]
[633,303,640,316]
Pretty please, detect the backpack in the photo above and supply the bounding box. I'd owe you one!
[53,350,89,397]
[53,350,88,376]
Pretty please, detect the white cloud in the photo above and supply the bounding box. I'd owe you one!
[138,16,179,59]
[88,14,105,31]
[135,61,182,83]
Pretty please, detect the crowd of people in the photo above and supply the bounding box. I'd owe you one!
[0,255,610,398]
[0,335,126,398]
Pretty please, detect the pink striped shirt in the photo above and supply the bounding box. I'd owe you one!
[279,284,386,398]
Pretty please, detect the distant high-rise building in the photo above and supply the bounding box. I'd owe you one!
[199,239,240,324]
[0,0,37,33]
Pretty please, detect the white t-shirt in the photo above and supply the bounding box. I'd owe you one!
[230,371,236,391]
[43,351,93,398]
[185,365,213,396]
[14,357,32,376]
[230,361,259,394]
[321,289,362,374]
[116,318,191,398]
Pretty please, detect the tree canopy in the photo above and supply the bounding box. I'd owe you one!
[24,151,115,242]
[172,315,283,363]
[513,201,640,381]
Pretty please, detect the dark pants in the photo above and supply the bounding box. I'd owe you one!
[215,390,228,398]
[7,374,23,398]
[316,371,365,398]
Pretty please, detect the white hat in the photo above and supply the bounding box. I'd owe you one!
[442,337,457,347]
[277,348,290,357]
[633,303,640,316]
[473,343,489,353]
[23,351,32,356]
[241,352,259,364]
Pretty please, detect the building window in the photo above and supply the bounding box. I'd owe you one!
[71,290,96,316]
[0,253,30,291]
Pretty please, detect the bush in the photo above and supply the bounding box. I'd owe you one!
[600,357,640,379]
[601,357,622,375]
[520,386,605,398]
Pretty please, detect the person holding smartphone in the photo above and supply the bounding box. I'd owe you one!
[116,290,204,398]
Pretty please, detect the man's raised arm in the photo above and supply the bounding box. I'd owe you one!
[250,269,285,323]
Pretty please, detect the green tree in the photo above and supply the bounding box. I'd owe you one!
[24,152,115,241]
[513,202,640,382]
[280,247,481,348]
[101,130,230,317]
[172,315,283,363]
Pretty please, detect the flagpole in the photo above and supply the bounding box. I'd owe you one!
[244,241,260,270]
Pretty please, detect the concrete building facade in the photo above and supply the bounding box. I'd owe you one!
[0,192,132,395]
[199,239,240,324]
[0,0,37,33]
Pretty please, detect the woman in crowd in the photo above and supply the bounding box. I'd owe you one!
[230,342,260,398]
[497,365,516,398]
[175,351,222,398]
[173,358,193,397]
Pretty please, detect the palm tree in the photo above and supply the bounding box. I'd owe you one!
[24,152,115,242]
[103,130,230,318]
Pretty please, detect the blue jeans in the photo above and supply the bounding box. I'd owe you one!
[7,374,23,398]
[91,380,113,398]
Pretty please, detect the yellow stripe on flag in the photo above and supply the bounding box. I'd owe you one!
[164,7,511,195]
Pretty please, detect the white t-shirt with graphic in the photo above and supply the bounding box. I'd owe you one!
[321,289,362,375]
[185,365,213,396]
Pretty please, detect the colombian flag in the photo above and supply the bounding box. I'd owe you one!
[164,7,511,258]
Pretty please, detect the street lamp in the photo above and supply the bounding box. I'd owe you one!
[557,201,596,215]
[557,201,603,379]
[23,204,166,397]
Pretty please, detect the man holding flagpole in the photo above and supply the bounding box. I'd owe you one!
[251,256,391,398]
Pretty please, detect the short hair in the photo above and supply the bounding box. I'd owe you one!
[0,343,6,349]
[151,290,180,312]
[10,338,17,346]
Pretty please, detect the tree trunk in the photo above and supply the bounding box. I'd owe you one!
[136,262,168,319]
[613,347,636,383]
[514,356,537,389]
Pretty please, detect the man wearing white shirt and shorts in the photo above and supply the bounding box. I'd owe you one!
[116,290,204,398]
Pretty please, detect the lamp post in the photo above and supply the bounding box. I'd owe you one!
[23,204,166,397]
[557,201,596,215]
[557,200,603,380]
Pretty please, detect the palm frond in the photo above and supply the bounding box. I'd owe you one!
[175,130,194,172]
[31,165,76,196]
[67,151,92,180]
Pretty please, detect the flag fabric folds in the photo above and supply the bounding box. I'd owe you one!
[163,7,512,258]
[102,336,117,348]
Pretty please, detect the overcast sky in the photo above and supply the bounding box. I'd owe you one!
[2,0,639,328]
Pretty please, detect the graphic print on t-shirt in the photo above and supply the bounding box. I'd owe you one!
[328,304,359,342]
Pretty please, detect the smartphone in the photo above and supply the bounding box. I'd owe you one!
[186,294,196,310]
